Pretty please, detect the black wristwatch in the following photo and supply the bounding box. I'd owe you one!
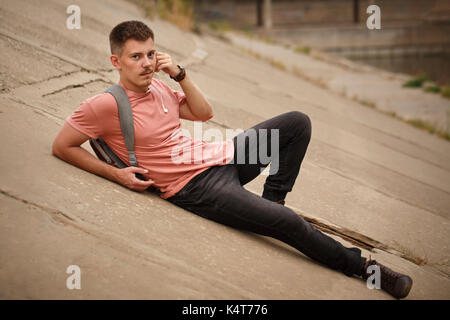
[170,65,186,82]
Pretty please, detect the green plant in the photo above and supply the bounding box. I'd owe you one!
[424,85,441,93]
[402,75,429,88]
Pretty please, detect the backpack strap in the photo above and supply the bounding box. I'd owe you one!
[104,84,139,168]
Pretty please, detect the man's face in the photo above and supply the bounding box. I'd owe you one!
[111,37,156,92]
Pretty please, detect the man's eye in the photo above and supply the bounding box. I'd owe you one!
[148,52,154,57]
[132,55,139,59]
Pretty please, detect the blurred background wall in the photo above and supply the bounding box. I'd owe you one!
[192,0,450,84]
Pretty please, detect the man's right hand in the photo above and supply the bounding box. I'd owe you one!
[113,166,155,192]
[53,123,155,193]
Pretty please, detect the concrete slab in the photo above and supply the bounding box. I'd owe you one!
[0,35,79,90]
[0,0,449,300]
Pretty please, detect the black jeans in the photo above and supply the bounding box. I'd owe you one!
[167,111,366,277]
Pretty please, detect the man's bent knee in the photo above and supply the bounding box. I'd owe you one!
[284,111,311,138]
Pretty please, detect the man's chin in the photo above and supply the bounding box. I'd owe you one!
[139,76,153,88]
[121,76,153,92]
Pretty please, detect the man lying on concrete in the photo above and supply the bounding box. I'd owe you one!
[52,20,413,299]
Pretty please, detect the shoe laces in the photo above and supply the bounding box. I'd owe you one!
[378,263,400,290]
[365,258,399,290]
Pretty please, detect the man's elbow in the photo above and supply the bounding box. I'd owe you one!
[202,110,213,122]
[52,140,63,158]
[52,138,69,160]
[201,104,213,121]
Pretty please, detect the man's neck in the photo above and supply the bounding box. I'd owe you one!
[119,79,150,93]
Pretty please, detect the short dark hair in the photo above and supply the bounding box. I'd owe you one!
[109,20,154,56]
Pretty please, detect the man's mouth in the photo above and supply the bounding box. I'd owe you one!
[140,70,153,76]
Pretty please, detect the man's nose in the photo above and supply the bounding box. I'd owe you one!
[142,56,152,67]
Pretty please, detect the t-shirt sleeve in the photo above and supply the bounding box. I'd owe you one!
[66,93,115,139]
[173,89,187,107]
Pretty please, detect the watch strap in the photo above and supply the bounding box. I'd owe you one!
[170,65,186,82]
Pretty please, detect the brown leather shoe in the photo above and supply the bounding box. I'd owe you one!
[362,259,413,299]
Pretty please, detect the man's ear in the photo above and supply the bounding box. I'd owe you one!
[110,54,121,70]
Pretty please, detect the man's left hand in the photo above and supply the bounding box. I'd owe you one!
[155,52,179,78]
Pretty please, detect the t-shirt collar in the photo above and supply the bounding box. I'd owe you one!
[118,81,152,99]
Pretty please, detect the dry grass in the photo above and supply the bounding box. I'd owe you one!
[129,0,195,31]
[390,240,429,266]
[294,45,310,55]
[241,48,286,71]
[406,119,450,141]
[157,0,195,31]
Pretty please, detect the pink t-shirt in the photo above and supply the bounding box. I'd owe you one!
[66,78,235,199]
